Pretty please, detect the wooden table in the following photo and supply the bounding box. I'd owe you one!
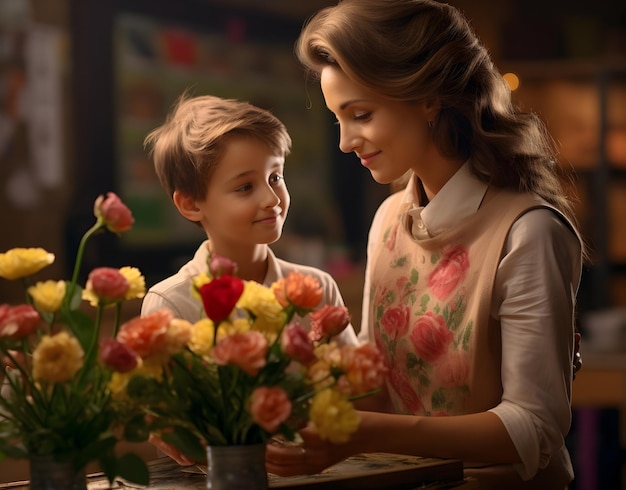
[0,454,475,490]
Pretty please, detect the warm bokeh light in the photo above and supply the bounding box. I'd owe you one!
[503,72,520,91]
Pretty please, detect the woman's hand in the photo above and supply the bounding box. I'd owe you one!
[265,425,354,477]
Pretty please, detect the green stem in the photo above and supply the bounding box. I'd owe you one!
[66,219,104,306]
[113,302,122,337]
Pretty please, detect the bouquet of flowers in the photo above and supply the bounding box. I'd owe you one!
[105,254,387,463]
[0,192,150,486]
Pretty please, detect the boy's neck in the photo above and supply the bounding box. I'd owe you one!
[207,242,269,284]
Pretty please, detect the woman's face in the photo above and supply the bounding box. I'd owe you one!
[320,65,437,185]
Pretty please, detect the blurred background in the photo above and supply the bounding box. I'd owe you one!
[0,0,625,487]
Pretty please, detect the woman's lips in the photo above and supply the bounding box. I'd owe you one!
[358,151,380,167]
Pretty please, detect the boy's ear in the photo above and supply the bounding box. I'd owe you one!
[173,191,203,222]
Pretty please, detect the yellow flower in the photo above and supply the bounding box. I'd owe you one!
[119,266,146,300]
[27,280,66,313]
[238,281,286,335]
[309,388,360,444]
[0,248,55,280]
[32,332,84,383]
[189,318,216,357]
[191,272,211,300]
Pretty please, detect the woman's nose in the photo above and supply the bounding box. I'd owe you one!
[338,125,360,154]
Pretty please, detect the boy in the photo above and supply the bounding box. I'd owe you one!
[142,94,358,344]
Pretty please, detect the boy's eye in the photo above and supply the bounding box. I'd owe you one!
[270,174,284,185]
[235,183,252,192]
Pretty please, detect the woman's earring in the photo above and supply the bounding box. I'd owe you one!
[427,121,433,129]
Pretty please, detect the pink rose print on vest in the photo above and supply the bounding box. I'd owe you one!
[409,312,454,363]
[427,245,469,301]
[385,223,399,251]
[381,304,411,339]
[434,349,470,387]
[388,368,422,413]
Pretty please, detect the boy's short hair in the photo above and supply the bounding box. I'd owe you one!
[144,93,292,201]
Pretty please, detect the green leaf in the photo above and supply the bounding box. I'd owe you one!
[60,307,95,352]
[124,415,151,442]
[116,453,150,486]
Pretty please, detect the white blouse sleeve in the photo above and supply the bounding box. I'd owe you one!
[489,208,582,480]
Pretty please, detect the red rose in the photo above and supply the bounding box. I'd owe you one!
[387,369,422,413]
[199,275,244,323]
[94,192,134,233]
[409,312,453,363]
[427,245,469,300]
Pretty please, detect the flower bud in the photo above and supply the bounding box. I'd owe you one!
[94,192,134,233]
[100,338,139,372]
[208,253,238,278]
[83,267,130,306]
[281,323,315,365]
[199,275,244,323]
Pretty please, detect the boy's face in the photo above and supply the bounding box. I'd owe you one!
[198,136,290,252]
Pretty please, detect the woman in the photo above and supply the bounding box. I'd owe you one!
[265,1,584,488]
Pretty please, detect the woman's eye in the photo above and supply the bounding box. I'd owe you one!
[354,112,371,121]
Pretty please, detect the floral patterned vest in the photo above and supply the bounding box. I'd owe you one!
[368,186,563,416]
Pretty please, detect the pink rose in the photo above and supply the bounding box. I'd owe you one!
[199,275,244,323]
[434,349,470,387]
[427,245,469,300]
[309,305,351,342]
[0,304,40,340]
[281,323,315,365]
[212,331,268,376]
[272,272,322,311]
[116,308,172,358]
[86,267,129,303]
[99,338,139,372]
[249,386,292,433]
[409,312,453,363]
[208,253,238,278]
[387,369,422,413]
[380,305,410,339]
[94,192,134,233]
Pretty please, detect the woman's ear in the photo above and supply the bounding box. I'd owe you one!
[425,98,441,124]
[173,191,203,222]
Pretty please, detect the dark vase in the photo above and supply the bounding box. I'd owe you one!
[205,444,268,490]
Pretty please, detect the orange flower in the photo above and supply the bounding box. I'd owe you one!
[116,309,172,358]
[212,331,268,376]
[309,305,351,342]
[341,343,388,396]
[272,271,322,311]
[249,386,292,433]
